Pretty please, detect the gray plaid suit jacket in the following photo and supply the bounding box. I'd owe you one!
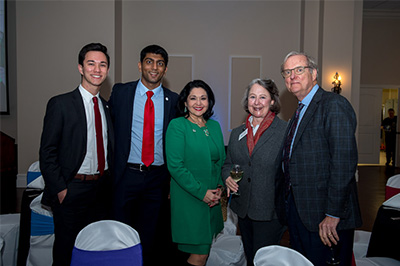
[275,87,362,232]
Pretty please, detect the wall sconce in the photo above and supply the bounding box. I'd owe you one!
[331,72,342,94]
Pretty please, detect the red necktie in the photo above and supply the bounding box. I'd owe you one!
[93,97,105,175]
[142,91,155,167]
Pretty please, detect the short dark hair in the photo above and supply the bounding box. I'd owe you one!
[242,78,281,114]
[178,80,215,120]
[140,44,169,66]
[78,43,110,67]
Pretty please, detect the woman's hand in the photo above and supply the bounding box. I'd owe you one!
[203,189,221,208]
[225,176,239,197]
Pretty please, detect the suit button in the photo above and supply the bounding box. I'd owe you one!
[248,178,251,182]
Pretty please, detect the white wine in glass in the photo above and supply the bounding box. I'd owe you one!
[230,164,243,196]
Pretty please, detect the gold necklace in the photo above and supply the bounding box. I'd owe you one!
[188,116,209,137]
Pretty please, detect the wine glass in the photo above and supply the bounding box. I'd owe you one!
[326,243,341,265]
[230,164,243,196]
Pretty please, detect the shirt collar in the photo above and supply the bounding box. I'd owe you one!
[138,79,162,97]
[299,84,319,106]
[248,116,260,133]
[79,84,100,103]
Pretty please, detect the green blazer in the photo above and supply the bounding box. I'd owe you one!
[166,117,225,245]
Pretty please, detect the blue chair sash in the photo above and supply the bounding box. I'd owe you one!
[70,244,143,266]
[30,211,54,236]
[27,171,41,184]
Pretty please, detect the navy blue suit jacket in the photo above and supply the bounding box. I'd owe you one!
[108,80,179,184]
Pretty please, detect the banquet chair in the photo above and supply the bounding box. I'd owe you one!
[26,161,45,190]
[354,194,400,266]
[26,193,54,266]
[353,230,371,259]
[206,206,246,266]
[17,161,46,266]
[253,245,313,266]
[70,220,142,266]
[386,174,400,200]
[0,237,3,266]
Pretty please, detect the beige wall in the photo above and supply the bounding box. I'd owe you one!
[120,0,302,138]
[15,0,115,176]
[361,15,400,86]
[3,0,366,180]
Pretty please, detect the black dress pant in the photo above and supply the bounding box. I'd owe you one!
[52,173,112,266]
[238,216,286,266]
[113,165,173,266]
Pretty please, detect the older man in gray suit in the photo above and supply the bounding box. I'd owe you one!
[276,51,362,266]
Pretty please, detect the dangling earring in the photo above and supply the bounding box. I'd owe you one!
[184,106,187,112]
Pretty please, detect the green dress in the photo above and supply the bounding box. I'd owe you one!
[166,117,225,254]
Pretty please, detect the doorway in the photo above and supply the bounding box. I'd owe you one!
[380,89,398,166]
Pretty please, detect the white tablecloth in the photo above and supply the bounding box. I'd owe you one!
[0,214,20,266]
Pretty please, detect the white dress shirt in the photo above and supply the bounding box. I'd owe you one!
[77,85,108,174]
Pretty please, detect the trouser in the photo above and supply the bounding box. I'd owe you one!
[238,216,286,266]
[286,192,354,266]
[52,172,111,266]
[113,165,173,265]
[386,139,396,164]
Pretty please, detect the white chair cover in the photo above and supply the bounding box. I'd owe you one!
[206,206,246,266]
[0,214,20,266]
[254,245,313,266]
[382,192,400,209]
[355,257,400,266]
[0,236,3,266]
[26,193,54,266]
[222,205,239,235]
[353,230,372,259]
[26,161,45,189]
[386,174,400,200]
[70,220,142,266]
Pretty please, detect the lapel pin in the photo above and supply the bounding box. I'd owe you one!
[166,97,169,101]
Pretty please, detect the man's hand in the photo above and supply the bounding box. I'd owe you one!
[319,216,340,247]
[57,189,67,204]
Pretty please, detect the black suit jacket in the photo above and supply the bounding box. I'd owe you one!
[276,87,362,232]
[39,88,114,205]
[108,80,179,184]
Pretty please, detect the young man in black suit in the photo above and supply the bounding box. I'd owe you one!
[109,44,179,265]
[40,43,114,266]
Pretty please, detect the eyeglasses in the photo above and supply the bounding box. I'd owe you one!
[281,66,312,78]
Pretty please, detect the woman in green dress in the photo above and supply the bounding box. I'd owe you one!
[166,80,225,266]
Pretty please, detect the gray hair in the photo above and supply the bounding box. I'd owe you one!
[281,51,319,80]
[241,78,281,114]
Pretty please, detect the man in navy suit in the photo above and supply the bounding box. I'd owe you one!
[40,43,114,266]
[276,51,362,265]
[109,44,179,265]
